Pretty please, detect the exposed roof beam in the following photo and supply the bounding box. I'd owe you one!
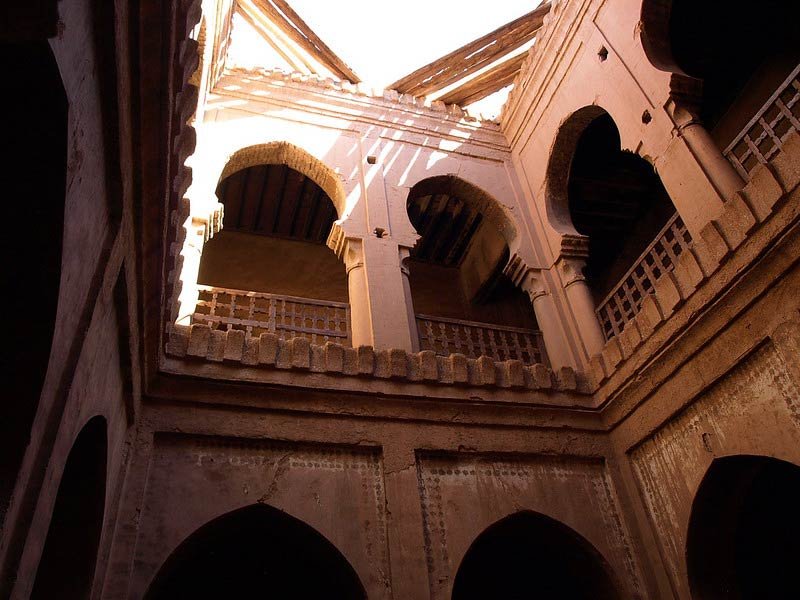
[388,1,550,97]
[249,0,361,83]
[237,1,311,75]
[437,52,526,107]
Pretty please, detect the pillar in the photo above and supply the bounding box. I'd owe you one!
[334,231,419,352]
[519,271,574,370]
[679,116,745,199]
[342,238,373,348]
[556,257,606,358]
[400,251,420,353]
[656,79,746,238]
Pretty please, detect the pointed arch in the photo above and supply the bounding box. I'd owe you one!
[686,455,800,599]
[453,510,621,600]
[31,417,108,600]
[145,504,366,599]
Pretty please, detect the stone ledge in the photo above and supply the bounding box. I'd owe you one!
[168,325,570,393]
[589,134,798,388]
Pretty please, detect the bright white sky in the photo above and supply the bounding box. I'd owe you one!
[289,0,541,89]
[228,0,543,118]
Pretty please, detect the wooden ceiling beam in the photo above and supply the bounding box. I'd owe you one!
[249,0,361,83]
[437,52,526,107]
[388,2,550,97]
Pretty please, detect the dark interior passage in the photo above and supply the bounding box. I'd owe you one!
[0,41,67,525]
[568,112,676,304]
[687,455,800,600]
[406,177,537,329]
[199,163,347,300]
[31,417,108,600]
[146,504,366,600]
[668,0,800,148]
[452,511,620,600]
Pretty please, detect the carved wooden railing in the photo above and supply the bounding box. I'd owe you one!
[193,286,351,346]
[724,63,800,179]
[596,213,692,341]
[416,314,547,365]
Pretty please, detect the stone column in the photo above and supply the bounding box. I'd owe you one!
[400,250,420,353]
[677,113,745,199]
[518,271,573,370]
[341,238,373,348]
[331,225,419,352]
[556,257,606,358]
[656,76,746,238]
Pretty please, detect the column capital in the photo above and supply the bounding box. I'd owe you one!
[503,256,550,303]
[555,256,587,289]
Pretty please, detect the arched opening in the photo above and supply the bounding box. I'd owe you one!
[686,455,800,600]
[0,41,67,524]
[643,0,800,174]
[668,1,799,150]
[145,504,366,599]
[195,155,350,346]
[406,176,545,364]
[30,417,108,600]
[452,511,621,600]
[559,110,690,340]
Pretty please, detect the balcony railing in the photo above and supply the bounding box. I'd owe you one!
[193,286,351,346]
[596,213,692,341]
[416,314,547,365]
[724,63,800,179]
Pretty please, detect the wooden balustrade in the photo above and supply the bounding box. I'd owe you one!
[416,314,547,365]
[725,63,800,179]
[193,286,351,346]
[596,213,692,340]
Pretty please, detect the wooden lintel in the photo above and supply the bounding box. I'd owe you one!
[437,52,526,107]
[388,1,550,97]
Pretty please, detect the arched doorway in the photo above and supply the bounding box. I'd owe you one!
[642,0,800,170]
[405,176,546,364]
[195,155,350,346]
[145,504,366,599]
[30,417,108,600]
[550,108,689,339]
[0,40,68,523]
[686,455,800,599]
[452,511,620,600]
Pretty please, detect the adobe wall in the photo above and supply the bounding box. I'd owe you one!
[106,393,648,599]
[0,0,141,596]
[4,0,800,599]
